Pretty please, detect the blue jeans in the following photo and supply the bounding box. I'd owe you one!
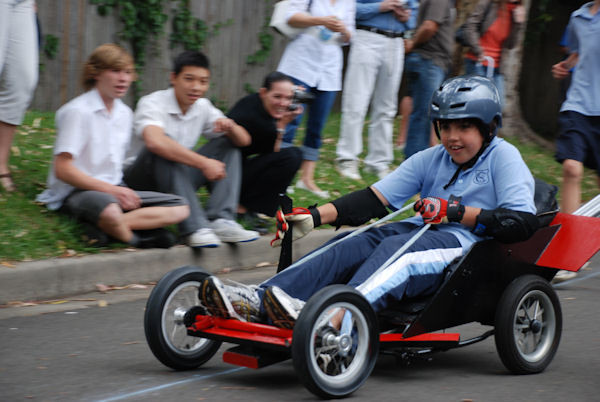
[281,77,338,161]
[464,58,505,109]
[260,222,463,312]
[404,53,446,158]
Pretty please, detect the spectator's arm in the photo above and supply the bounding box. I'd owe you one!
[142,125,226,181]
[404,19,438,53]
[214,117,251,147]
[552,52,578,80]
[462,0,490,57]
[54,153,141,210]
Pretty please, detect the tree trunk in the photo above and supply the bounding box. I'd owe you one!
[500,0,553,149]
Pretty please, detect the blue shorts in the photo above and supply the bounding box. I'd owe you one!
[555,111,600,175]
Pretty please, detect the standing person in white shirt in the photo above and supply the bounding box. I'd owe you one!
[336,0,416,181]
[36,44,190,248]
[277,0,355,198]
[123,51,259,248]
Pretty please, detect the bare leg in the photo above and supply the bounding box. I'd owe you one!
[97,203,134,242]
[97,204,189,242]
[0,121,17,191]
[122,205,190,230]
[395,96,412,148]
[561,159,583,214]
[299,160,325,193]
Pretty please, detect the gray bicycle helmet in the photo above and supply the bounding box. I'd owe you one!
[430,75,503,189]
[430,75,502,142]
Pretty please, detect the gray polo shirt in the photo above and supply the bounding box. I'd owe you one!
[414,0,455,71]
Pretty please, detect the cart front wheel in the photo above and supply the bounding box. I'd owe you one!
[144,266,221,370]
[494,274,562,374]
[291,285,379,399]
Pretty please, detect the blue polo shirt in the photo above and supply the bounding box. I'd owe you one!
[356,0,419,32]
[373,137,536,250]
[561,2,600,116]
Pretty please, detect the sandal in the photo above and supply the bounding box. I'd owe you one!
[0,173,16,192]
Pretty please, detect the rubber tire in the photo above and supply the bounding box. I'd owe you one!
[291,285,379,399]
[494,274,562,374]
[144,265,221,370]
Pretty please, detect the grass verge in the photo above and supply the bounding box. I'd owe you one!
[0,110,597,263]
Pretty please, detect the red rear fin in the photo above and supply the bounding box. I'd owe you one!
[536,213,600,271]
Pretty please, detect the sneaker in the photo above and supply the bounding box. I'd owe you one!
[81,223,110,247]
[200,276,261,322]
[263,286,305,329]
[363,165,390,180]
[186,228,222,248]
[237,212,270,235]
[336,160,361,181]
[296,179,330,199]
[209,218,259,243]
[552,270,578,284]
[135,228,176,249]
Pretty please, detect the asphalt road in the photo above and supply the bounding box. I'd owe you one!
[1,261,599,402]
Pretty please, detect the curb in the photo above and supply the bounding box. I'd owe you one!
[0,229,348,304]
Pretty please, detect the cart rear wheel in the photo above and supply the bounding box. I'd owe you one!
[494,274,562,374]
[144,266,221,370]
[291,285,379,399]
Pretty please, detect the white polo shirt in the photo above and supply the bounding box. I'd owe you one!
[124,87,225,166]
[374,137,536,250]
[36,89,133,210]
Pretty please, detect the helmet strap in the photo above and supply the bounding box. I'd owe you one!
[443,141,490,190]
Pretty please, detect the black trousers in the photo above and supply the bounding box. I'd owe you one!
[240,147,302,216]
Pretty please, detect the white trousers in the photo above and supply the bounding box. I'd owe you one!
[336,29,404,170]
[0,0,38,125]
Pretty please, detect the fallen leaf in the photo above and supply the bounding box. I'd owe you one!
[255,261,274,268]
[1,261,16,268]
[98,300,108,307]
[122,341,140,345]
[32,117,42,128]
[10,146,20,156]
[96,284,110,292]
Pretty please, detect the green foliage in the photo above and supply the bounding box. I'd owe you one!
[244,83,257,94]
[43,34,60,59]
[525,0,554,45]
[90,0,169,99]
[169,0,233,51]
[246,0,275,65]
[90,0,234,99]
[3,110,598,263]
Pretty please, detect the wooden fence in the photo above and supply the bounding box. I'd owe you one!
[32,0,288,112]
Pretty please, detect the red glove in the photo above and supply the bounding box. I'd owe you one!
[271,207,315,247]
[414,197,449,224]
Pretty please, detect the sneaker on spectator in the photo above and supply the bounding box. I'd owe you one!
[209,218,259,243]
[237,212,271,235]
[200,276,261,322]
[81,223,110,248]
[263,286,305,329]
[186,228,222,248]
[336,159,361,180]
[363,165,390,180]
[552,270,578,284]
[135,228,176,249]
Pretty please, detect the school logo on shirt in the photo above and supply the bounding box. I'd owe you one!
[474,169,489,184]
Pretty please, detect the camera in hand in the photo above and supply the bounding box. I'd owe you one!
[289,86,315,111]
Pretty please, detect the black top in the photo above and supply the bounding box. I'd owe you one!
[227,93,277,158]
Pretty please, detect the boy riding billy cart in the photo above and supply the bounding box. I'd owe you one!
[143,75,600,399]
